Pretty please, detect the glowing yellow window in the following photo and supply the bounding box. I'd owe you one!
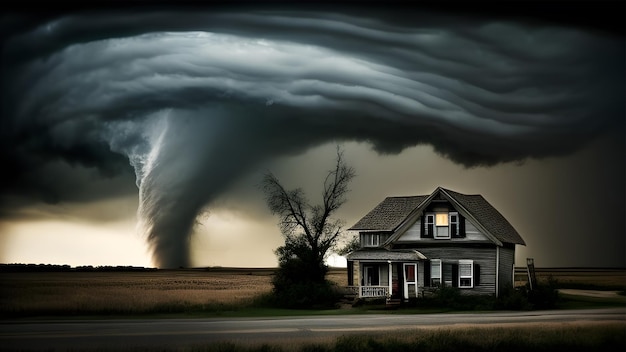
[436,213,448,226]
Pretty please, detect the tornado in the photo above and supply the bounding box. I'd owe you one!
[1,8,622,267]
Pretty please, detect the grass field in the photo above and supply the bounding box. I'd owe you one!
[0,267,623,318]
[199,323,626,352]
[2,267,624,351]
[514,267,626,291]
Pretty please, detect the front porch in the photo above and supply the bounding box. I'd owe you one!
[346,248,428,301]
[345,285,389,298]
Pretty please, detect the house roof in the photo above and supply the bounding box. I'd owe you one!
[349,187,525,246]
[348,196,427,231]
[441,188,525,245]
[346,248,427,261]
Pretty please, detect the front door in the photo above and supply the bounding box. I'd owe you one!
[403,263,417,299]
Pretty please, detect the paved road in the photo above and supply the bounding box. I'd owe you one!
[2,308,624,350]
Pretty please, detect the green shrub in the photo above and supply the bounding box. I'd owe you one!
[496,286,532,310]
[416,286,495,311]
[270,280,342,309]
[527,276,560,309]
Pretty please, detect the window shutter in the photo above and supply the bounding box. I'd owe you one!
[452,264,459,288]
[420,216,426,238]
[474,263,480,286]
[423,260,431,287]
[459,214,466,237]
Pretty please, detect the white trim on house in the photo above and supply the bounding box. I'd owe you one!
[403,263,418,299]
[431,259,442,287]
[458,259,474,288]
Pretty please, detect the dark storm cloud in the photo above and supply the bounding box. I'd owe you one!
[1,8,623,267]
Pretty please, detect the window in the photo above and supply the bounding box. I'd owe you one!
[435,212,449,239]
[449,212,459,237]
[425,214,434,237]
[430,259,441,287]
[363,266,380,286]
[424,212,462,239]
[458,260,474,288]
[362,234,380,247]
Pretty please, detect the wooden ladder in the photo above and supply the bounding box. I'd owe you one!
[526,258,538,290]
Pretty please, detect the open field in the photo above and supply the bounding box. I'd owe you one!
[0,268,275,317]
[0,267,623,318]
[514,267,626,290]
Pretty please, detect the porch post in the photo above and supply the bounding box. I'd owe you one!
[387,261,392,298]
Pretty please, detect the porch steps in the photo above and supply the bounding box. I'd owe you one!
[385,298,401,309]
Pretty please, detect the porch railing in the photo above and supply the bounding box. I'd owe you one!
[359,286,389,298]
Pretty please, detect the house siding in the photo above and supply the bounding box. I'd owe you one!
[416,246,497,296]
[397,218,491,243]
[348,188,525,299]
[498,245,516,293]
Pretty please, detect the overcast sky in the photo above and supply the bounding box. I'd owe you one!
[1,2,624,268]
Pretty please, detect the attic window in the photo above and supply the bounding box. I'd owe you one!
[362,233,380,247]
[435,212,450,239]
[435,213,448,226]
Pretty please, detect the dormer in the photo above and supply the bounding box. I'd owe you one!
[359,232,391,248]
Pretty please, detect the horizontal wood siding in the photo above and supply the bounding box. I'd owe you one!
[498,246,516,292]
[398,218,491,243]
[418,246,497,296]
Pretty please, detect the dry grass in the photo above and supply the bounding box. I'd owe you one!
[1,267,622,317]
[514,268,626,290]
[0,268,350,317]
[0,269,274,316]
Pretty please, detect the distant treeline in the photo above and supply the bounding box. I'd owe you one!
[0,263,157,273]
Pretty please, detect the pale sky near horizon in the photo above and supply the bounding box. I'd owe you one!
[1,3,624,269]
[2,133,623,268]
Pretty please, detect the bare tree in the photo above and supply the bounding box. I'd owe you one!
[262,147,355,286]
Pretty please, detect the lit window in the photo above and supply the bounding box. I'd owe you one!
[436,213,448,226]
[435,213,449,238]
[424,211,461,239]
[459,260,474,288]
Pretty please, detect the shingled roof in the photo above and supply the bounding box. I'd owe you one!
[348,195,427,231]
[349,187,525,246]
[346,248,427,261]
[442,188,525,245]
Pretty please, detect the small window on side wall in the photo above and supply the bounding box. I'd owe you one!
[430,259,441,287]
[458,260,474,288]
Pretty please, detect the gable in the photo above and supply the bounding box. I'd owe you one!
[350,187,525,246]
[442,189,525,245]
[396,215,492,242]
